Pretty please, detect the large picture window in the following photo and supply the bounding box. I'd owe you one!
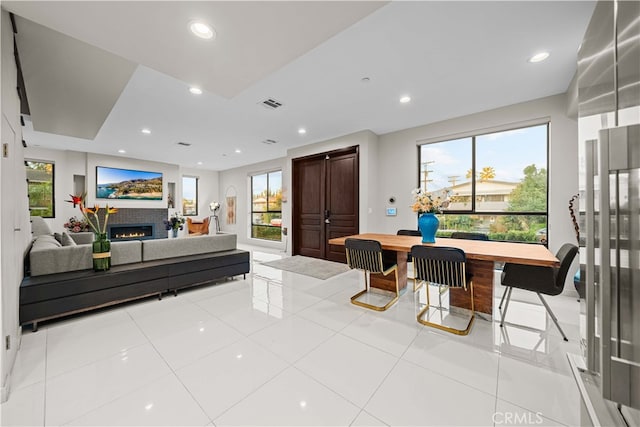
[182,176,198,216]
[26,160,55,218]
[419,123,548,243]
[251,170,282,241]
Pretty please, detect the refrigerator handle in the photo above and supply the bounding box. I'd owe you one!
[598,129,612,399]
[585,139,598,373]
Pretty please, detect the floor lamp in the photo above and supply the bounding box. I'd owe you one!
[209,202,221,234]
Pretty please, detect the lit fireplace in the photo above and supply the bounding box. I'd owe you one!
[108,224,155,241]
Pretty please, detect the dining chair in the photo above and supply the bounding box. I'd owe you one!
[186,217,210,235]
[450,231,489,241]
[498,243,578,341]
[411,245,475,335]
[345,238,399,311]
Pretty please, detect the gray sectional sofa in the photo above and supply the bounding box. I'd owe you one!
[21,217,250,330]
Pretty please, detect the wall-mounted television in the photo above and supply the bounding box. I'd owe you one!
[96,166,163,200]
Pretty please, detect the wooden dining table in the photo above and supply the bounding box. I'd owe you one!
[328,233,559,317]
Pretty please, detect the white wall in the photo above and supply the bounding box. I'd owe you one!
[24,147,88,232]
[86,153,179,209]
[1,9,31,402]
[374,93,578,255]
[22,148,189,233]
[181,167,219,232]
[219,129,380,251]
[219,157,286,248]
[285,129,379,235]
[375,93,579,293]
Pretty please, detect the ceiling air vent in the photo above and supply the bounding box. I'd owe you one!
[262,139,278,145]
[177,142,192,147]
[260,98,283,110]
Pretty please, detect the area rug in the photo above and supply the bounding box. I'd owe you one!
[262,255,350,280]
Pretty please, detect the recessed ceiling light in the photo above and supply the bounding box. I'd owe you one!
[141,128,151,134]
[235,149,242,154]
[400,95,411,104]
[189,21,215,40]
[197,161,203,165]
[361,77,370,83]
[118,149,126,154]
[298,128,307,135]
[189,86,203,95]
[529,52,550,63]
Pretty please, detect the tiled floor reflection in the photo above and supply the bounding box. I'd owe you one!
[2,244,582,426]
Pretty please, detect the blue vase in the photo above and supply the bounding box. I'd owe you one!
[418,213,439,243]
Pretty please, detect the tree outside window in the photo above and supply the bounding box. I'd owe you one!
[419,124,548,243]
[182,176,198,216]
[251,171,282,241]
[26,160,55,218]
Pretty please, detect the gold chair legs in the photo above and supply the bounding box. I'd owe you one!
[351,268,399,311]
[416,281,475,335]
[411,274,423,292]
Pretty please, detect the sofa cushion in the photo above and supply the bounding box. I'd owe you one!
[30,241,92,276]
[142,234,236,261]
[32,235,62,250]
[111,241,142,265]
[61,232,77,246]
[31,216,53,237]
[69,232,94,245]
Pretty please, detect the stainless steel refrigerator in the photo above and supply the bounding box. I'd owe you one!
[575,1,640,426]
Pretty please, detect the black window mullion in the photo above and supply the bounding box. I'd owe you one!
[471,136,476,212]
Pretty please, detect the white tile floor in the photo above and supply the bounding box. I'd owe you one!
[1,245,583,426]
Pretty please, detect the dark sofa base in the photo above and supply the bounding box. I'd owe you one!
[20,249,250,330]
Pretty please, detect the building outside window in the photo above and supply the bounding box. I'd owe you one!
[419,123,548,243]
[182,176,198,216]
[26,160,55,218]
[251,170,282,241]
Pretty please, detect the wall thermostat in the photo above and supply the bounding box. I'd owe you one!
[386,207,397,216]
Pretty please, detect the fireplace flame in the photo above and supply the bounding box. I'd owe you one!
[115,232,147,239]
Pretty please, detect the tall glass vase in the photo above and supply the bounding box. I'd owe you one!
[92,233,111,271]
[418,213,439,243]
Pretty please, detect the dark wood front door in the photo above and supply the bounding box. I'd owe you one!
[292,146,359,263]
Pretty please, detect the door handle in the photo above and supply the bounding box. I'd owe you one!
[324,210,330,219]
[325,219,330,224]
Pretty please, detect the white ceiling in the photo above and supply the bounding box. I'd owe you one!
[5,1,596,171]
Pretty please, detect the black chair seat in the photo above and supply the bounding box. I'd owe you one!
[450,232,489,241]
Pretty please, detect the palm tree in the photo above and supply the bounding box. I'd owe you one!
[479,166,496,182]
[466,166,496,181]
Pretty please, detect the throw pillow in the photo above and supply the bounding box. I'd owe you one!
[60,232,77,246]
[30,216,53,237]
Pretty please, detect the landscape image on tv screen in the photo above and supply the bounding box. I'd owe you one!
[96,166,163,200]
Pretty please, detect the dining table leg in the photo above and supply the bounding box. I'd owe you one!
[449,259,494,317]
[369,251,408,293]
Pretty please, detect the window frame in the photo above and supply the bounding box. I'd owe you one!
[250,170,282,241]
[417,123,550,242]
[181,175,198,216]
[25,159,55,218]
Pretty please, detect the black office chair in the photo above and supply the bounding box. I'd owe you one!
[397,229,421,237]
[450,232,489,241]
[411,245,475,335]
[345,238,399,311]
[499,243,578,341]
